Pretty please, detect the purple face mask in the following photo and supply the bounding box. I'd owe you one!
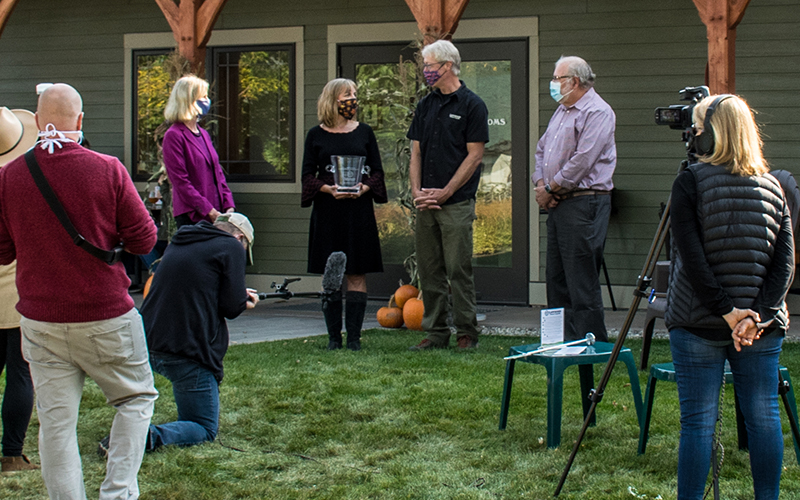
[424,66,443,86]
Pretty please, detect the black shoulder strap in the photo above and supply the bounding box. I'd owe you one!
[24,150,123,265]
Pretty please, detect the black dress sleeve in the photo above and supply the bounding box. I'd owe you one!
[301,127,326,208]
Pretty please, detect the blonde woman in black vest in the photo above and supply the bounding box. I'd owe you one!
[665,94,793,499]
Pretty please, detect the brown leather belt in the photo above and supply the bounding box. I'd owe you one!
[557,189,611,200]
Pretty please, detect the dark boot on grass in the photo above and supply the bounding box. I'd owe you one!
[1,454,39,472]
[345,291,367,351]
[323,290,343,350]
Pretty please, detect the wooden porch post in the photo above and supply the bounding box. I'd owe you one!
[0,0,19,40]
[154,0,228,73]
[692,0,751,94]
[404,0,471,44]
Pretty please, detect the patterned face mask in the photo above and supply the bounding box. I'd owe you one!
[337,98,358,120]
[36,123,83,154]
[424,67,443,86]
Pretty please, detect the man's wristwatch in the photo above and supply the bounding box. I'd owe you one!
[544,183,552,194]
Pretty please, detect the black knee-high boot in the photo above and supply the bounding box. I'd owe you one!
[345,291,368,351]
[322,290,343,350]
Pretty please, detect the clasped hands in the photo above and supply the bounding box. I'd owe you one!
[534,184,559,210]
[323,183,370,200]
[723,307,763,352]
[413,187,450,211]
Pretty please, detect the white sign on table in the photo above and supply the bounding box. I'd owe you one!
[540,307,564,346]
[553,346,587,356]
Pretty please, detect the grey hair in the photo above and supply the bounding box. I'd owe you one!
[421,40,461,75]
[556,56,595,88]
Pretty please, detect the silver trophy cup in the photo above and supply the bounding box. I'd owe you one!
[326,155,370,193]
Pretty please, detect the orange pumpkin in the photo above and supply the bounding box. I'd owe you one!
[143,274,154,299]
[394,284,419,309]
[377,295,405,328]
[403,295,424,331]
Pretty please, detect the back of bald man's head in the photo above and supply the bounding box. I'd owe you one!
[36,83,83,131]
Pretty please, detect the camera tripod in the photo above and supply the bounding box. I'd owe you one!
[553,161,800,498]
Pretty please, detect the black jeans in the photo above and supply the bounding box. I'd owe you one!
[1,327,34,456]
[545,195,611,342]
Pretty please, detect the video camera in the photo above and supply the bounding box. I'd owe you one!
[654,86,710,160]
[654,85,710,130]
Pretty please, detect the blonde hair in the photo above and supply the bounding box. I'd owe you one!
[317,78,356,128]
[164,75,209,123]
[693,95,769,176]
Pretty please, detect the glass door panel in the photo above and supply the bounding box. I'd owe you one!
[461,60,513,269]
[355,60,418,268]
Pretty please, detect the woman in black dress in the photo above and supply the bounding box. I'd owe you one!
[302,78,387,351]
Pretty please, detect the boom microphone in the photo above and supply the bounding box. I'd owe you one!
[321,251,347,295]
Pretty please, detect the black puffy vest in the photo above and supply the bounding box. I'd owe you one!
[665,163,787,330]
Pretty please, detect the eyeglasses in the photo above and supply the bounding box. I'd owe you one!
[423,62,446,70]
[551,75,573,82]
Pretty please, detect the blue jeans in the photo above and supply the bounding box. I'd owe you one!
[148,354,219,450]
[669,328,783,500]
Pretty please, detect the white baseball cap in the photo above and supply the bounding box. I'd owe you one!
[217,212,254,265]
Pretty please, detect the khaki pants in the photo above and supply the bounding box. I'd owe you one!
[415,199,479,344]
[21,308,157,500]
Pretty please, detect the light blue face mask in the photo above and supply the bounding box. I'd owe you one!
[196,97,211,116]
[549,80,574,104]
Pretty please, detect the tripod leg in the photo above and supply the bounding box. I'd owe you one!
[601,257,616,311]
[554,193,673,497]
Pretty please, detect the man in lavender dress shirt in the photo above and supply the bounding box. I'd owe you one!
[531,56,616,342]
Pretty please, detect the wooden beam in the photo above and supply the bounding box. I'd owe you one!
[153,0,229,73]
[154,0,180,34]
[0,0,20,40]
[692,0,752,94]
[404,0,471,44]
[197,0,228,47]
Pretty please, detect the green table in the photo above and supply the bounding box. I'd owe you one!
[499,341,643,449]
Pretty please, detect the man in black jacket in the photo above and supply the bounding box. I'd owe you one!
[103,213,258,453]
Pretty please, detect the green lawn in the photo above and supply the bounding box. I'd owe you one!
[3,332,800,499]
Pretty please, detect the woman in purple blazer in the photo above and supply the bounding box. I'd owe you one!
[163,75,235,227]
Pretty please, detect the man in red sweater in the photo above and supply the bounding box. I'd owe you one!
[0,84,158,500]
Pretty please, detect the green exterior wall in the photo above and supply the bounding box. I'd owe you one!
[1,0,798,299]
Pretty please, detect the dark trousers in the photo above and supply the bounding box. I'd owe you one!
[415,200,479,344]
[174,213,194,228]
[1,327,34,456]
[545,195,611,342]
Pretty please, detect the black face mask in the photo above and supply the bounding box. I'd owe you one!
[337,98,358,120]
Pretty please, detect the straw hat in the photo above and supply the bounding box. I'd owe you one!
[0,107,37,167]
